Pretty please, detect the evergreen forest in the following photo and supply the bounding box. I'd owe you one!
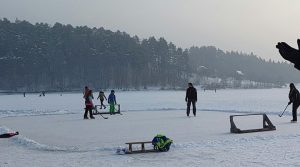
[0,18,299,92]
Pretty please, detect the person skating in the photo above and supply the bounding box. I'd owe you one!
[288,83,300,122]
[108,90,117,115]
[84,90,95,119]
[97,91,107,109]
[185,83,197,117]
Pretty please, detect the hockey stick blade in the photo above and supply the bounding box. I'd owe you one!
[99,114,108,119]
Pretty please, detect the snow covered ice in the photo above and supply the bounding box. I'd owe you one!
[1,88,300,167]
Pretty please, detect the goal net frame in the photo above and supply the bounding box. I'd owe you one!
[230,113,276,133]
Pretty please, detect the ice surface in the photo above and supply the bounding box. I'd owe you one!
[0,88,291,118]
[1,88,299,167]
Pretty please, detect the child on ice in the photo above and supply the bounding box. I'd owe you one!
[84,90,95,119]
[108,90,117,115]
[97,91,107,109]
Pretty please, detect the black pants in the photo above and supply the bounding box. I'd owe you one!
[100,99,106,108]
[84,106,94,118]
[187,99,196,116]
[292,103,300,121]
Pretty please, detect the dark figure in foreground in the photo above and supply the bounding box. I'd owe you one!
[276,39,300,70]
[185,83,197,117]
[84,90,95,119]
[288,83,300,122]
[0,131,19,138]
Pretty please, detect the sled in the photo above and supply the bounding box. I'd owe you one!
[0,131,19,138]
[230,113,276,133]
[92,104,122,115]
[125,141,159,154]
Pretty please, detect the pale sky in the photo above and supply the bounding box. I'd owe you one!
[1,0,300,61]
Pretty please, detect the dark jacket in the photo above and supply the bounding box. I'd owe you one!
[185,87,197,101]
[289,88,300,104]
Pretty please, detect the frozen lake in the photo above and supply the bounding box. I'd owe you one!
[1,87,300,167]
[0,87,292,118]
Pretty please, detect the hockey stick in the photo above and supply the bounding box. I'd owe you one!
[99,113,108,119]
[88,107,108,119]
[278,104,289,117]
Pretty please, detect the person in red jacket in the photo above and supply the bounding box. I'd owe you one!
[84,90,95,119]
[185,83,197,117]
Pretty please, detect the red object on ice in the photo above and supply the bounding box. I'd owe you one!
[0,131,19,138]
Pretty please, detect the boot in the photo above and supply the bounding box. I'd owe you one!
[84,111,88,119]
[89,110,95,119]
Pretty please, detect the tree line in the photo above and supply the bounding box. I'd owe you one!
[0,18,299,92]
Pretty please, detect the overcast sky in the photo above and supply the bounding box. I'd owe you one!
[1,0,299,61]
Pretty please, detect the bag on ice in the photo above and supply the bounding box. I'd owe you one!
[116,146,128,154]
[152,134,173,152]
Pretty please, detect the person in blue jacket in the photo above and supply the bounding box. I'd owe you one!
[108,90,117,114]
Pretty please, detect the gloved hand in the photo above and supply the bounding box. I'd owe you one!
[288,101,292,105]
[276,39,300,70]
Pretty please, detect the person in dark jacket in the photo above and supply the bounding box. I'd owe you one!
[185,83,197,117]
[288,83,300,122]
[97,91,107,109]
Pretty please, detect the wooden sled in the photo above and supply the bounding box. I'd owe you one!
[92,104,122,115]
[125,141,159,154]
